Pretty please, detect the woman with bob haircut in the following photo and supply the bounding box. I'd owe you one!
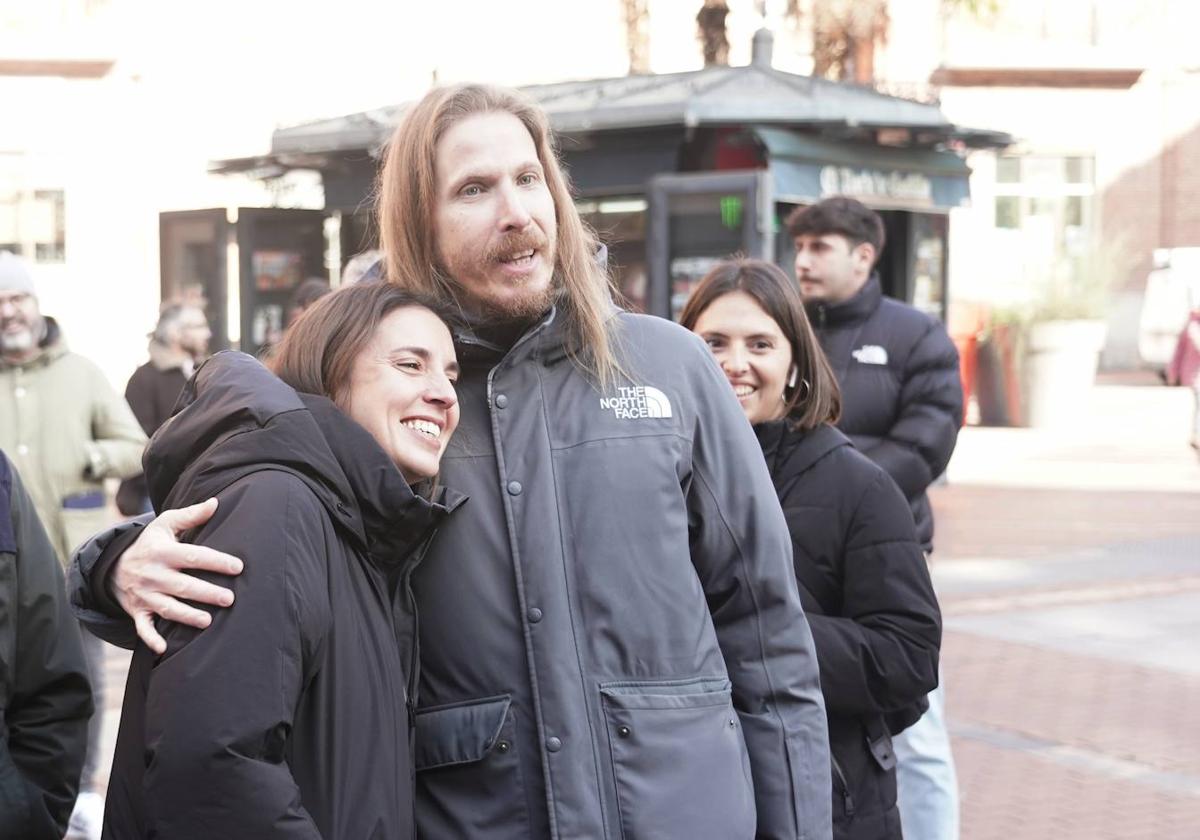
[103,282,465,840]
[681,258,942,840]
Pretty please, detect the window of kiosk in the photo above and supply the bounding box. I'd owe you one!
[667,192,749,320]
[577,197,648,313]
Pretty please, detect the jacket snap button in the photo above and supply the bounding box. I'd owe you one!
[729,719,737,728]
[496,740,510,753]
[617,725,631,738]
[546,736,562,752]
[507,481,522,496]
[495,394,509,409]
[527,607,543,623]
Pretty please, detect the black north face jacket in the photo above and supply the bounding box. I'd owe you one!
[0,454,92,840]
[755,421,941,840]
[806,276,963,552]
[102,353,460,839]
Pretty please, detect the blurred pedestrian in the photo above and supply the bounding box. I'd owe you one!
[0,452,93,840]
[116,303,211,516]
[103,284,462,839]
[1166,298,1200,454]
[72,85,832,840]
[288,276,331,326]
[788,199,964,840]
[683,258,942,840]
[0,249,146,839]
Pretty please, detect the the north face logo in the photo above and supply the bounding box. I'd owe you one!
[852,345,889,365]
[599,386,674,419]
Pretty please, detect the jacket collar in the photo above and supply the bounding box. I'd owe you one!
[805,273,883,329]
[754,419,852,477]
[300,394,465,568]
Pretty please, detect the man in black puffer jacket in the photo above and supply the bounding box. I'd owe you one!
[788,197,964,840]
[787,198,962,554]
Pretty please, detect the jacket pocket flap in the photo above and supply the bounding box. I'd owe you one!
[600,676,732,711]
[414,694,511,771]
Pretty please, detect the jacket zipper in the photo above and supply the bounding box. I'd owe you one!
[831,755,855,818]
[403,565,420,729]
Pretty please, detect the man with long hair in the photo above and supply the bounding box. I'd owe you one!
[70,85,831,839]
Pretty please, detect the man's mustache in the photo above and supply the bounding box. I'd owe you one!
[484,232,549,263]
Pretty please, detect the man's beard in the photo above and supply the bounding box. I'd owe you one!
[440,231,558,324]
[0,317,42,356]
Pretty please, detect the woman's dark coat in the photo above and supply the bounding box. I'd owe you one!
[103,352,460,840]
[756,420,942,840]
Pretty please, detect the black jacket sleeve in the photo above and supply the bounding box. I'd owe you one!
[685,340,832,840]
[1,458,93,840]
[67,514,151,649]
[856,321,963,500]
[802,471,941,717]
[140,473,327,839]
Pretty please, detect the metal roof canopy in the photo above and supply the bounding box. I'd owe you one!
[212,32,1009,179]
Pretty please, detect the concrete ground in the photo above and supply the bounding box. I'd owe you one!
[85,375,1200,838]
[933,374,1200,839]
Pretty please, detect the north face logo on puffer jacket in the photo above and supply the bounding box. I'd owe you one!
[599,385,674,419]
[852,344,889,365]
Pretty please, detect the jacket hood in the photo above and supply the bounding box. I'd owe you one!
[805,273,883,329]
[754,420,853,479]
[145,351,461,568]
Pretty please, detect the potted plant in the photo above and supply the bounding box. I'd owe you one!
[1017,239,1129,427]
[973,239,1129,428]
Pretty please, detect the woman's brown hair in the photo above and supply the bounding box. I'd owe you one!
[269,282,457,409]
[679,258,841,432]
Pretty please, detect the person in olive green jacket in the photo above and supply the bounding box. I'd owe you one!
[0,250,145,838]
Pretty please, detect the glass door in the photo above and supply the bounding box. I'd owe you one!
[647,171,772,321]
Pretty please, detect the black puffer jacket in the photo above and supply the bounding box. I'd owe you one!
[103,352,462,839]
[806,275,963,552]
[0,453,92,840]
[755,421,941,840]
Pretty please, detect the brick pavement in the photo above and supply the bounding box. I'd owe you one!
[930,383,1200,839]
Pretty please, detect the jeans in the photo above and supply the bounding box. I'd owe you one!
[78,623,107,791]
[893,681,959,840]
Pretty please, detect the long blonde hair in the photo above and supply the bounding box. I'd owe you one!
[376,84,622,387]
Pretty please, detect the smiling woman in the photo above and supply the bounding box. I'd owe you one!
[681,258,942,840]
[272,286,461,483]
[102,282,465,840]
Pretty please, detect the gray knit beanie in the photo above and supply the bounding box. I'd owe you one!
[0,251,36,296]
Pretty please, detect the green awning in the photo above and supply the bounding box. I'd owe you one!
[755,127,972,211]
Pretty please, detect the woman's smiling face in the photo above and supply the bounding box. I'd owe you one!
[343,306,461,483]
[691,290,794,425]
